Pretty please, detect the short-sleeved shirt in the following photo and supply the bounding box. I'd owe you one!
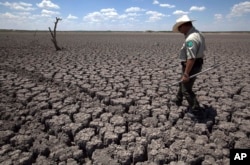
[179,27,206,61]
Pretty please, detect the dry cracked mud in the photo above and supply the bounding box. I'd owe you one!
[0,31,250,165]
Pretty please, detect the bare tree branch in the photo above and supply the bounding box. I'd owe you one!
[48,17,62,51]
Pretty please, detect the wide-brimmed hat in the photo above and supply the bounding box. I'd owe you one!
[172,15,195,32]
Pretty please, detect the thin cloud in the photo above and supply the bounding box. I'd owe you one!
[153,0,159,5]
[41,9,60,17]
[37,0,60,9]
[84,12,103,22]
[0,12,19,19]
[173,10,189,15]
[67,14,78,20]
[214,14,223,21]
[190,6,206,11]
[159,4,175,8]
[84,8,119,23]
[146,11,165,22]
[153,0,175,8]
[125,7,145,12]
[126,13,140,17]
[0,2,35,11]
[100,8,118,18]
[228,1,250,17]
[83,7,144,23]
[0,11,35,20]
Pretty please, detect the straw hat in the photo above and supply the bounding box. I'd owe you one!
[172,15,195,32]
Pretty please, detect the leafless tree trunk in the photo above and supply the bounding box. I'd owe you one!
[49,17,62,51]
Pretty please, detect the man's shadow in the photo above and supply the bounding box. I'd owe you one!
[190,104,217,131]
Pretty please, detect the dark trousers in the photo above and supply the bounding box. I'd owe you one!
[177,59,203,109]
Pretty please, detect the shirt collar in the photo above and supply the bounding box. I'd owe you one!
[185,27,196,38]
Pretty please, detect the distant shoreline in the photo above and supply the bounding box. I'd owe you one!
[0,29,250,34]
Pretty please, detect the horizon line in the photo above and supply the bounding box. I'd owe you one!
[1,29,250,33]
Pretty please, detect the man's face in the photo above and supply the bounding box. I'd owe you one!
[178,24,186,34]
[178,22,191,34]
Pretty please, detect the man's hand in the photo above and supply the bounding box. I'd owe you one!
[182,58,195,83]
[181,73,190,83]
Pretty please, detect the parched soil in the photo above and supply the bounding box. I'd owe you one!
[0,31,249,165]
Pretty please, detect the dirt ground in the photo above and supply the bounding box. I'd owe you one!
[0,31,249,165]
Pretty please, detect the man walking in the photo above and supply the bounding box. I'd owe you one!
[172,15,206,116]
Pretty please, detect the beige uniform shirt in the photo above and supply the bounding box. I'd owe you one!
[179,27,206,61]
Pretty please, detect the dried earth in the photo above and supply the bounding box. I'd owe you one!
[0,31,249,165]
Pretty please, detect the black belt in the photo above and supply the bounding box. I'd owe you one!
[181,58,203,67]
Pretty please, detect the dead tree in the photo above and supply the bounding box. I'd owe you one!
[49,17,62,51]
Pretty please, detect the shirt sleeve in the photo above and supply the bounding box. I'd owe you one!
[185,40,199,59]
[179,43,187,61]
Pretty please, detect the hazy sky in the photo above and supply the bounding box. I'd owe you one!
[0,0,249,31]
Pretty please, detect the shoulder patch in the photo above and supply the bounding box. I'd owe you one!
[186,40,194,48]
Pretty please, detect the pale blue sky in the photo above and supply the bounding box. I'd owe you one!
[0,0,249,31]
